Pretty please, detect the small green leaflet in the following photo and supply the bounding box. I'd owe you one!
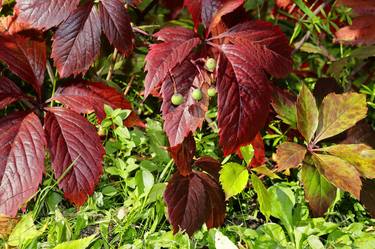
[52,235,96,249]
[219,162,249,199]
[251,174,271,221]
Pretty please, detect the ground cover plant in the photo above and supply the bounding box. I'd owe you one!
[0,0,375,248]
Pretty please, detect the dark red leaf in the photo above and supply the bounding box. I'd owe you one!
[193,156,221,180]
[164,172,208,236]
[249,133,265,167]
[0,34,46,97]
[341,120,375,148]
[144,27,201,98]
[196,171,225,228]
[15,0,80,30]
[216,49,272,156]
[168,133,195,176]
[51,3,101,78]
[313,77,342,106]
[52,81,144,127]
[99,0,134,56]
[161,60,209,147]
[213,20,292,78]
[361,178,375,217]
[44,107,105,206]
[208,0,244,34]
[0,77,24,109]
[161,0,184,19]
[0,112,46,216]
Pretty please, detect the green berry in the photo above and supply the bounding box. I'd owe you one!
[192,88,203,101]
[171,93,184,106]
[207,87,217,97]
[205,58,217,72]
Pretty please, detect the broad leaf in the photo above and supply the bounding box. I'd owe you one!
[275,142,306,170]
[99,0,134,56]
[214,20,292,78]
[44,107,105,206]
[271,88,297,128]
[0,77,24,109]
[315,93,367,143]
[268,184,295,229]
[301,164,336,217]
[144,27,201,98]
[251,174,271,221]
[249,133,265,167]
[193,156,221,180]
[0,15,30,34]
[318,144,375,179]
[52,235,96,249]
[168,133,195,176]
[335,16,375,46]
[217,49,271,155]
[52,3,101,78]
[0,112,45,217]
[164,172,208,236]
[296,85,319,143]
[312,153,361,199]
[15,0,80,30]
[52,81,143,127]
[0,34,46,97]
[219,162,249,199]
[161,60,209,147]
[8,213,44,247]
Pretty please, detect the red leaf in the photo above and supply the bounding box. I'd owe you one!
[208,0,244,34]
[193,156,221,180]
[214,21,292,78]
[249,133,265,167]
[0,15,31,34]
[161,60,209,147]
[216,49,272,156]
[52,3,101,78]
[44,107,105,206]
[164,172,209,236]
[15,0,80,30]
[0,34,46,97]
[337,0,375,16]
[0,112,46,216]
[144,27,201,98]
[168,133,196,176]
[0,77,24,109]
[335,16,375,46]
[196,171,225,228]
[52,81,144,127]
[99,0,134,56]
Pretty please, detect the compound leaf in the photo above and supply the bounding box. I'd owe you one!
[275,142,306,170]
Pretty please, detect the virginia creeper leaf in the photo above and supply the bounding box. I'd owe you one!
[250,133,266,167]
[0,77,24,109]
[44,107,104,206]
[271,88,297,128]
[207,0,244,34]
[335,16,375,46]
[337,0,375,16]
[99,0,134,56]
[217,49,271,155]
[168,133,195,176]
[144,27,201,98]
[0,34,46,97]
[0,15,30,34]
[219,162,249,199]
[15,0,80,30]
[361,179,375,217]
[161,60,209,147]
[193,156,221,180]
[164,172,208,236]
[301,164,336,217]
[0,112,45,217]
[275,142,307,170]
[51,2,101,78]
[251,174,271,221]
[318,144,375,179]
[315,93,367,143]
[296,84,319,143]
[312,153,361,199]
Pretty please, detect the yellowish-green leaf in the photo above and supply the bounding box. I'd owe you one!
[0,215,18,237]
[312,153,362,199]
[8,213,45,247]
[52,235,96,249]
[319,144,375,179]
[276,142,307,170]
[251,174,271,221]
[297,84,319,143]
[315,93,367,143]
[301,164,336,217]
[219,162,249,199]
[252,165,280,179]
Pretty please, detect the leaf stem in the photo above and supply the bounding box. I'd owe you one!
[47,60,57,107]
[106,48,118,81]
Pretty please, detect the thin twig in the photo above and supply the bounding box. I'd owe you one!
[106,48,118,81]
[124,75,135,96]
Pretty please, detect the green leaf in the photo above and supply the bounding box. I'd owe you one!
[219,162,249,199]
[251,174,271,221]
[275,142,307,170]
[307,235,325,249]
[271,90,297,128]
[8,213,46,247]
[318,144,375,179]
[315,93,367,143]
[312,153,362,199]
[268,184,295,229]
[301,164,336,217]
[297,84,319,143]
[240,144,254,165]
[214,230,238,249]
[256,223,288,247]
[52,235,96,249]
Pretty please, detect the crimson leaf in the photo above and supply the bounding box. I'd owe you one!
[0,34,46,97]
[51,2,101,78]
[193,156,221,180]
[15,0,80,30]
[168,133,196,176]
[44,107,105,206]
[0,77,24,109]
[144,27,201,98]
[99,0,134,56]
[0,112,46,216]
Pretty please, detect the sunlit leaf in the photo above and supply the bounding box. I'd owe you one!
[219,162,249,199]
[251,174,271,220]
[275,142,306,170]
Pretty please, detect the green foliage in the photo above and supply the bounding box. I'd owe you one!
[219,162,249,199]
